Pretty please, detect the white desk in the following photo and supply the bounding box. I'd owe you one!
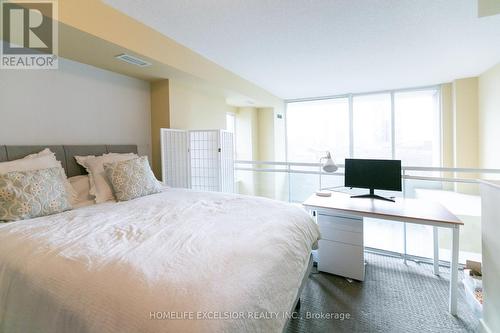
[303,192,463,315]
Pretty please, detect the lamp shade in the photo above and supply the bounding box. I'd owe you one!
[322,152,338,173]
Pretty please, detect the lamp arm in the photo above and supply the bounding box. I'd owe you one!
[318,156,326,190]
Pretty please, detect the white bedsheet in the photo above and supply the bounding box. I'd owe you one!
[0,189,319,333]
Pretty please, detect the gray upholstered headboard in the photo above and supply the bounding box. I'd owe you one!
[0,145,138,177]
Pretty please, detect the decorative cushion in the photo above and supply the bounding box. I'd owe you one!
[0,167,72,222]
[75,153,138,203]
[0,148,77,203]
[104,156,161,201]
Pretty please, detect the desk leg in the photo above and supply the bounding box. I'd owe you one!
[449,225,460,315]
[403,223,407,265]
[433,226,439,275]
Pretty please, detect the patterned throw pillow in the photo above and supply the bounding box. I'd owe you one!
[104,156,161,201]
[0,167,72,222]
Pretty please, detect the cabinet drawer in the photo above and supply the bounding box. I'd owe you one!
[318,214,363,233]
[318,240,365,281]
[319,223,363,245]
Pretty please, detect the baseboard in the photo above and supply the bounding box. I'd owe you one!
[479,319,492,333]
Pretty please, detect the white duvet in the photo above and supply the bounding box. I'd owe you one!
[0,189,319,333]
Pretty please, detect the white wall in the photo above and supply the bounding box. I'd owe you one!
[480,181,500,333]
[478,65,500,333]
[479,62,500,174]
[169,79,236,130]
[0,58,152,157]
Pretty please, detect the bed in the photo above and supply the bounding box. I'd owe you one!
[0,145,320,333]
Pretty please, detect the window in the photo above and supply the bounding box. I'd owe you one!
[286,87,442,254]
[394,90,440,166]
[286,98,350,163]
[352,94,392,159]
[226,112,235,133]
[286,87,441,165]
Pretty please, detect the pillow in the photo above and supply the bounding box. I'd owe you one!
[75,153,138,203]
[22,147,53,159]
[0,167,72,222]
[104,156,161,201]
[0,149,77,204]
[68,175,94,208]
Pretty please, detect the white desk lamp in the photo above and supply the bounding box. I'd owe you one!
[316,151,338,197]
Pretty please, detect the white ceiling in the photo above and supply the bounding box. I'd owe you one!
[104,0,500,100]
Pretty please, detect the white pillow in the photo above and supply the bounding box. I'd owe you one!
[23,148,52,159]
[0,149,77,203]
[68,175,94,208]
[75,153,138,203]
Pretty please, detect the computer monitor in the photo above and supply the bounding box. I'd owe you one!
[344,159,402,202]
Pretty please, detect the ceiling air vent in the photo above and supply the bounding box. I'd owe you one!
[115,54,151,67]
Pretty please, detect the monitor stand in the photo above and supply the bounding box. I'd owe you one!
[351,189,395,202]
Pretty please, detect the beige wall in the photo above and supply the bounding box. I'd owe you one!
[0,58,151,157]
[479,62,500,174]
[169,80,236,130]
[478,0,500,17]
[150,80,170,179]
[453,78,479,169]
[451,78,479,193]
[257,108,275,162]
[233,107,287,199]
[256,108,275,198]
[235,108,259,161]
[235,107,259,195]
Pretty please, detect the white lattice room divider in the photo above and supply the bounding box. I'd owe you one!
[189,130,220,191]
[160,129,190,188]
[161,129,235,193]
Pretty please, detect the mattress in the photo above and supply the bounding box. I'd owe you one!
[0,189,319,333]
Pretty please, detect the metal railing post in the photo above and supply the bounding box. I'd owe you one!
[402,169,407,265]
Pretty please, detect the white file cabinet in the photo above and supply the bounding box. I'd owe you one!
[317,213,365,281]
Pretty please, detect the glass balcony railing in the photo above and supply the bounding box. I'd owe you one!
[235,160,500,265]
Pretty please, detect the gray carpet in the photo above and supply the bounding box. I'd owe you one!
[286,253,479,333]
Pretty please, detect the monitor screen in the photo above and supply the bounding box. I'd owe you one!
[344,159,402,191]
